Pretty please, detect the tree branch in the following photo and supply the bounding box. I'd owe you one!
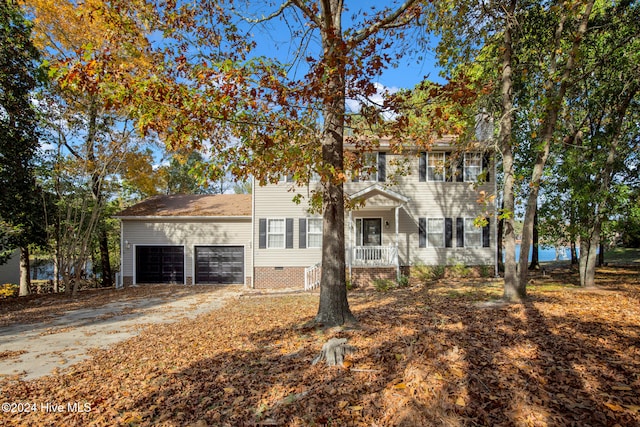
[351,0,420,45]
[233,0,294,24]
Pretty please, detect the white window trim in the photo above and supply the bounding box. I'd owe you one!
[267,218,286,249]
[427,152,446,182]
[464,152,482,183]
[307,218,323,248]
[427,218,445,248]
[353,152,378,182]
[464,217,482,248]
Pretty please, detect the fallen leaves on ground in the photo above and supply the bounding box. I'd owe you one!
[1,266,640,426]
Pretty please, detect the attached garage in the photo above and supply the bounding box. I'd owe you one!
[136,246,184,284]
[195,246,244,284]
[117,194,253,288]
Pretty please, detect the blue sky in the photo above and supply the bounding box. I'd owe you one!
[238,1,445,93]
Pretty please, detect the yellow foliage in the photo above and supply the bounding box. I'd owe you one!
[0,283,19,298]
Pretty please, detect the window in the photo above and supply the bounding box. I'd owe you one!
[307,218,323,248]
[464,153,482,182]
[357,152,378,182]
[464,218,482,248]
[428,152,446,182]
[267,219,285,248]
[428,218,444,247]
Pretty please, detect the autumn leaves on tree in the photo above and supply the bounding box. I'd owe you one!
[10,0,640,324]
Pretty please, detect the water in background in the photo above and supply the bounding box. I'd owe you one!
[512,245,579,262]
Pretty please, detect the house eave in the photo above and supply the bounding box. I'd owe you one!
[115,215,252,221]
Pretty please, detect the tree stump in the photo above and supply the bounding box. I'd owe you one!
[312,338,356,366]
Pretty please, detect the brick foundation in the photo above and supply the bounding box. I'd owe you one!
[254,267,306,289]
[349,267,397,288]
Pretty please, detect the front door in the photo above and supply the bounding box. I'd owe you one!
[355,218,382,261]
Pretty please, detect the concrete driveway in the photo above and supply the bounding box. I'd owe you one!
[0,286,242,380]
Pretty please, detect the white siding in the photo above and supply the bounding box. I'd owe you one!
[253,149,496,268]
[253,180,323,267]
[121,218,252,283]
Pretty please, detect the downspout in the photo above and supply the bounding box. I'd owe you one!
[251,176,256,289]
[494,156,499,278]
[395,205,400,281]
[348,210,353,284]
[118,220,124,289]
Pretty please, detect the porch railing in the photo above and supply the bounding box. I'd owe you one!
[347,245,398,267]
[304,262,321,291]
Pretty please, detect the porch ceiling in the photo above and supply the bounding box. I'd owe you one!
[348,184,409,211]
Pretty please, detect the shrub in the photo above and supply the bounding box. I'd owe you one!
[346,279,354,291]
[449,261,471,278]
[0,283,18,298]
[479,265,493,278]
[373,278,394,292]
[411,263,445,284]
[397,274,410,288]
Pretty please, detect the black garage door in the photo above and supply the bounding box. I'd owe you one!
[136,246,184,284]
[195,246,244,284]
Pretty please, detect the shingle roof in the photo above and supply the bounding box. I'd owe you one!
[116,194,252,217]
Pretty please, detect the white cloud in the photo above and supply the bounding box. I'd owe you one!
[346,82,399,120]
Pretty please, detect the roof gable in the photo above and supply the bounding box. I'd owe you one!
[116,194,252,217]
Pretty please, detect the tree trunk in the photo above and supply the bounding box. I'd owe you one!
[98,225,112,287]
[518,0,595,289]
[570,241,578,265]
[499,0,523,301]
[529,208,540,270]
[598,242,605,266]
[314,0,356,327]
[579,226,599,288]
[497,200,504,273]
[19,246,30,296]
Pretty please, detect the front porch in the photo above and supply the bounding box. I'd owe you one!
[347,184,409,281]
[346,245,398,267]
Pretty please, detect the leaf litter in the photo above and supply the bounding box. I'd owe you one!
[1,266,639,426]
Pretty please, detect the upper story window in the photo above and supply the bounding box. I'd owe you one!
[427,152,446,182]
[279,174,293,183]
[352,151,386,182]
[267,219,285,248]
[464,153,482,182]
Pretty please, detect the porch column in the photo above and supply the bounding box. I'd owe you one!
[395,206,400,280]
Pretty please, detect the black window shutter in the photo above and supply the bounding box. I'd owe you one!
[445,152,453,182]
[377,152,386,182]
[418,218,426,248]
[456,156,464,182]
[286,218,294,249]
[456,218,465,247]
[419,152,426,182]
[482,219,491,248]
[482,153,491,182]
[445,218,453,247]
[258,219,267,249]
[299,218,307,249]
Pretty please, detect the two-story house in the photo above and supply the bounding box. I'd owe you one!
[116,137,496,289]
[252,137,496,289]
